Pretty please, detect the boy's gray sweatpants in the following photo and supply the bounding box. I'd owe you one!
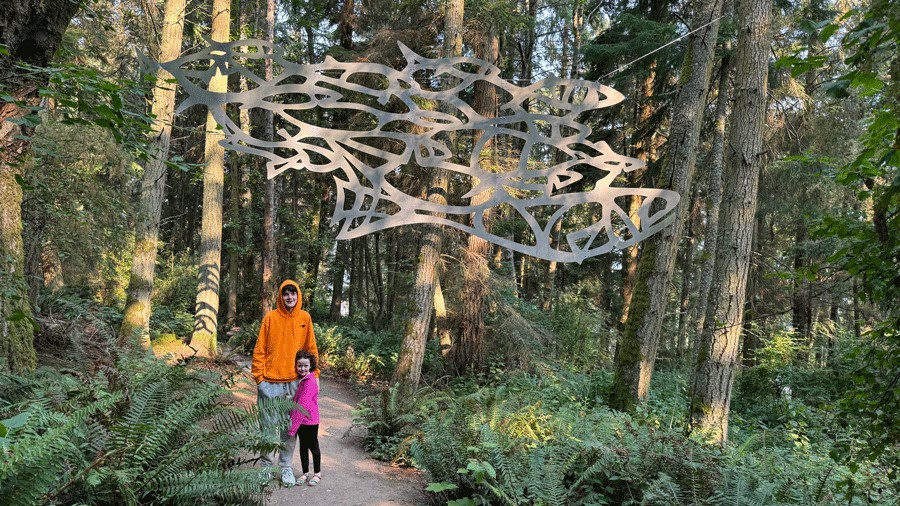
[257,379,300,468]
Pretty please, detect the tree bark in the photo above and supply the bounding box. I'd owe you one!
[224,6,256,329]
[610,0,724,411]
[676,192,703,356]
[1,0,81,371]
[329,239,348,322]
[118,0,186,350]
[452,19,499,375]
[691,40,733,357]
[617,70,654,328]
[391,0,461,388]
[688,0,771,444]
[338,0,355,50]
[190,0,231,355]
[259,0,277,318]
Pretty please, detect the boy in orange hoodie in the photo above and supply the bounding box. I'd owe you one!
[252,280,318,486]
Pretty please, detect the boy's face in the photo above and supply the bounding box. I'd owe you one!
[296,358,311,376]
[282,289,298,311]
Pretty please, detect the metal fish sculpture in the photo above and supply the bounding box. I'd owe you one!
[159,39,680,263]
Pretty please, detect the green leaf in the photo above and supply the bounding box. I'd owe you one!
[823,79,852,99]
[9,114,42,128]
[819,23,839,42]
[14,174,34,191]
[850,73,885,96]
[1,412,30,433]
[447,499,477,506]
[798,19,818,34]
[426,482,459,493]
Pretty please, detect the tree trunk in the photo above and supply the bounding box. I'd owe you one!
[688,0,771,444]
[224,3,256,328]
[791,217,812,356]
[676,192,702,356]
[691,36,732,356]
[1,0,81,371]
[391,0,461,388]
[435,274,452,358]
[259,0,277,318]
[610,0,724,411]
[119,0,186,350]
[349,237,363,318]
[338,0,355,50]
[617,75,652,328]
[452,19,498,375]
[740,213,763,366]
[329,239,348,322]
[190,0,230,355]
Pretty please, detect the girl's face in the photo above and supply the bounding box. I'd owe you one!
[296,358,311,376]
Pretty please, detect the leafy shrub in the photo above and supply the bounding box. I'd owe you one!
[544,292,616,370]
[408,368,899,505]
[148,303,194,338]
[316,324,397,381]
[352,384,437,464]
[0,341,271,504]
[152,250,198,310]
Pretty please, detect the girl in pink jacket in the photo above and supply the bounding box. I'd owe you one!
[288,350,322,486]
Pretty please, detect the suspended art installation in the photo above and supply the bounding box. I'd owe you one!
[159,40,680,263]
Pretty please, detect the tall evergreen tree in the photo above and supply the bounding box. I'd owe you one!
[120,0,188,350]
[190,0,231,354]
[391,0,462,388]
[688,0,772,443]
[610,0,725,411]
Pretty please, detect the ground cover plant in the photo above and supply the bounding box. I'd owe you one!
[346,306,899,505]
[0,297,274,505]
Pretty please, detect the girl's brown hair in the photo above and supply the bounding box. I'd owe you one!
[295,349,317,371]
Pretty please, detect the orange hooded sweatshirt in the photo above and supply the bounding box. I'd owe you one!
[251,280,319,383]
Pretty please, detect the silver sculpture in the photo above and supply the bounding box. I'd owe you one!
[160,40,680,263]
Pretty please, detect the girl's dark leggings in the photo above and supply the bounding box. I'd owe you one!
[297,424,321,474]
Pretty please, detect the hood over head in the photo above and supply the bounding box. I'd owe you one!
[276,279,302,315]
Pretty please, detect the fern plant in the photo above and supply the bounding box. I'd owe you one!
[352,383,438,463]
[0,341,270,505]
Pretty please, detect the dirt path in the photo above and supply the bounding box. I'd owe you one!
[229,360,429,506]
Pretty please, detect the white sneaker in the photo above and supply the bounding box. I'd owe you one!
[281,467,296,486]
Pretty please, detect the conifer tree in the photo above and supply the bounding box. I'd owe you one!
[1,0,82,370]
[120,0,188,350]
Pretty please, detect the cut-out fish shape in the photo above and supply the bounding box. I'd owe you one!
[159,39,680,263]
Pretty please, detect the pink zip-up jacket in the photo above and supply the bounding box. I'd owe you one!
[288,373,320,436]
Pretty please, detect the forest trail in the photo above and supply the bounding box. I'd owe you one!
[229,360,429,506]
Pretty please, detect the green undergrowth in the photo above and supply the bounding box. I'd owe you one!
[0,334,277,504]
[351,364,896,505]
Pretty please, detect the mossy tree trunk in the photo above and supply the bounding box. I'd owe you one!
[688,0,771,444]
[190,0,230,355]
[120,0,187,350]
[610,0,725,412]
[0,0,82,372]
